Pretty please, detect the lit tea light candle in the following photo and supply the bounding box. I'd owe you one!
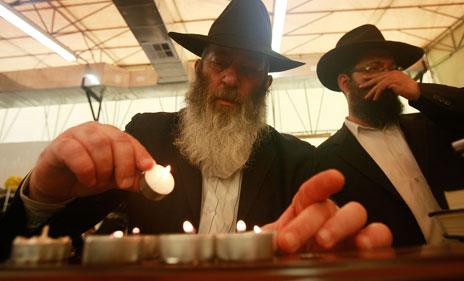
[10,225,71,263]
[237,220,246,232]
[216,221,275,262]
[159,221,214,264]
[112,230,124,238]
[140,163,175,201]
[131,227,140,235]
[183,220,195,233]
[131,227,159,260]
[82,230,142,264]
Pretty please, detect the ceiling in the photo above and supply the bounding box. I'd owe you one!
[0,0,463,74]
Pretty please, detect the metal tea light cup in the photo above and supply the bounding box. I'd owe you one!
[215,231,275,262]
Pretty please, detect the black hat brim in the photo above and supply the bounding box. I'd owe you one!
[169,32,304,72]
[317,41,424,91]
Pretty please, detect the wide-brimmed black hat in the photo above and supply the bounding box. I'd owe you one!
[168,0,303,72]
[317,24,424,91]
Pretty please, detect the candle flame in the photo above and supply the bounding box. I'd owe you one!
[253,225,262,233]
[41,225,50,238]
[132,227,140,235]
[236,220,246,232]
[112,230,124,238]
[164,165,171,174]
[183,221,195,234]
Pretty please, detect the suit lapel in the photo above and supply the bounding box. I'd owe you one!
[170,152,202,227]
[238,130,277,220]
[162,113,202,228]
[399,115,430,179]
[332,125,400,198]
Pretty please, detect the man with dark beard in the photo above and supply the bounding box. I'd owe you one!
[315,24,464,247]
[0,1,394,259]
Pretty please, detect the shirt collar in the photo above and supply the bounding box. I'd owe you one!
[344,118,375,138]
[344,117,399,138]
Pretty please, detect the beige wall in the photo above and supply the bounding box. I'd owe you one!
[0,142,49,188]
[426,22,464,87]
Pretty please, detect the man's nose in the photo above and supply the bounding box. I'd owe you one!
[221,66,240,87]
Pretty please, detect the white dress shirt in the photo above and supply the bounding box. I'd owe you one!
[198,170,242,234]
[345,118,444,245]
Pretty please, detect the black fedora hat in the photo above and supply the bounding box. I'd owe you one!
[168,0,303,72]
[317,24,424,91]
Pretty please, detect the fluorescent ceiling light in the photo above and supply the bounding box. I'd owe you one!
[84,73,101,86]
[271,0,288,52]
[0,1,76,62]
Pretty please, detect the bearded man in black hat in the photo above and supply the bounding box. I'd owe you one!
[316,24,464,248]
[0,1,393,259]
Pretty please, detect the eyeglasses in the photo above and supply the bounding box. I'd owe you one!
[348,64,403,74]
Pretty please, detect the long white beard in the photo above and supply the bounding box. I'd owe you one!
[175,72,267,178]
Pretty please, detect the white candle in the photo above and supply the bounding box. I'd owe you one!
[10,225,72,264]
[130,227,159,260]
[159,221,214,264]
[140,164,175,201]
[216,221,275,262]
[82,231,142,264]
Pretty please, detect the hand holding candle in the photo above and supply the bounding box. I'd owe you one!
[140,163,175,201]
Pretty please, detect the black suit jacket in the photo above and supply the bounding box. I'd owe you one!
[0,112,316,258]
[315,83,464,247]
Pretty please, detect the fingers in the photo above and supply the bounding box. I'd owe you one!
[71,122,154,190]
[292,169,344,214]
[270,169,344,233]
[105,127,137,189]
[69,123,114,187]
[359,71,419,101]
[52,136,97,187]
[128,135,155,172]
[315,201,367,249]
[277,201,338,253]
[353,222,393,250]
[361,73,391,101]
[40,121,154,195]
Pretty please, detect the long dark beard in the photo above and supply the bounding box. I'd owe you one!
[347,79,403,128]
[175,68,268,178]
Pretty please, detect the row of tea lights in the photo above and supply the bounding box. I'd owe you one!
[82,220,275,264]
[84,165,274,264]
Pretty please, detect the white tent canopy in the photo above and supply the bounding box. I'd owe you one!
[0,0,462,144]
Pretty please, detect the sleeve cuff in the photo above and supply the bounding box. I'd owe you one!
[20,173,75,229]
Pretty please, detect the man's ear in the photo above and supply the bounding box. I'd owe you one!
[194,59,202,74]
[337,73,350,95]
[266,75,273,89]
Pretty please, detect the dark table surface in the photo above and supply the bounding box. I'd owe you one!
[1,244,464,281]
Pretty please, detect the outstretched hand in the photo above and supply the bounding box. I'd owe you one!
[263,169,392,254]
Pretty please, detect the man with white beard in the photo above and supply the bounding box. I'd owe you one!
[175,45,270,180]
[0,0,393,258]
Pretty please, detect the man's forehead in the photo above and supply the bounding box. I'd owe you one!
[205,44,267,63]
[356,49,395,65]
